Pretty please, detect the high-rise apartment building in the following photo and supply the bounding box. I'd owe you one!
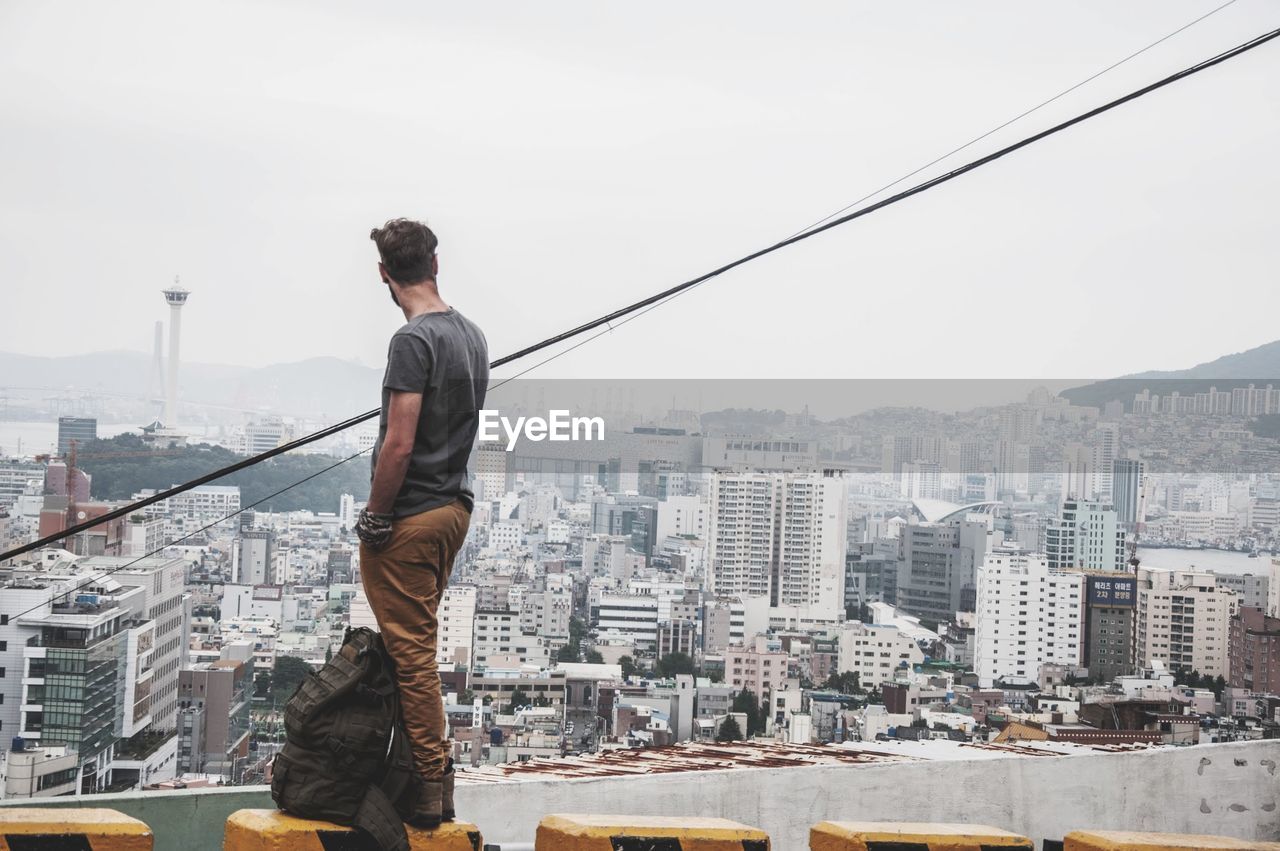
[1133,567,1235,678]
[1228,606,1280,695]
[706,470,847,624]
[439,586,477,667]
[974,551,1084,687]
[1045,499,1127,572]
[1111,459,1146,531]
[1082,573,1137,681]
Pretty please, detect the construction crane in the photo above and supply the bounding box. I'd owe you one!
[34,440,80,550]
[1127,522,1143,573]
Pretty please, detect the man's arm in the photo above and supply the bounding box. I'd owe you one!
[367,389,424,515]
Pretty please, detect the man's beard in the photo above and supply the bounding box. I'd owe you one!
[386,284,400,307]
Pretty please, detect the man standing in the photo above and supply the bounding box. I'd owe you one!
[356,218,488,828]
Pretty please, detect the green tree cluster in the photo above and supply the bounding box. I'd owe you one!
[507,687,532,711]
[619,655,639,679]
[1175,668,1228,699]
[75,434,370,515]
[731,688,767,736]
[715,715,744,742]
[654,652,696,677]
[823,671,861,695]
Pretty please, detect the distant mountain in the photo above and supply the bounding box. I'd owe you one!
[1126,339,1280,380]
[0,350,382,420]
[1061,340,1280,410]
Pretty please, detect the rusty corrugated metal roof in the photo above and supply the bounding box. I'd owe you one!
[458,740,919,783]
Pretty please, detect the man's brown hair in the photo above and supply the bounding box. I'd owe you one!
[370,218,438,285]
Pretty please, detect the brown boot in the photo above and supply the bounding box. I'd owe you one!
[408,780,442,830]
[442,759,456,822]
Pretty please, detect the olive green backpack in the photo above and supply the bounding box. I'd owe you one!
[271,627,420,851]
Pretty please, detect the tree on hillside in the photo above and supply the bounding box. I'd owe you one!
[75,434,369,512]
[716,715,744,742]
[585,649,604,664]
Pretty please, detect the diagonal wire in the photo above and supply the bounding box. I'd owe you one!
[3,18,1276,565]
[490,0,1248,388]
[784,0,1242,241]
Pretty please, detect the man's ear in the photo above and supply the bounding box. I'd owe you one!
[378,262,393,285]
[432,254,439,279]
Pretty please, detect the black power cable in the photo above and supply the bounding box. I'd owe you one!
[2,22,1277,567]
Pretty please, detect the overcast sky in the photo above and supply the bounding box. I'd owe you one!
[1,1,1276,383]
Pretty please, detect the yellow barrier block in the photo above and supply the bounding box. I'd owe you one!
[1065,830,1280,851]
[0,808,152,851]
[536,814,770,851]
[811,822,1032,851]
[223,809,481,851]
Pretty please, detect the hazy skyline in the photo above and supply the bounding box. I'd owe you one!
[2,1,1277,382]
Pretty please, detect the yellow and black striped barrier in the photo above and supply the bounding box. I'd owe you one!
[1064,831,1280,851]
[223,809,481,851]
[810,822,1033,851]
[0,808,152,851]
[536,814,770,850]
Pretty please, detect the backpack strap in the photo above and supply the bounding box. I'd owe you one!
[353,783,411,851]
[379,723,422,820]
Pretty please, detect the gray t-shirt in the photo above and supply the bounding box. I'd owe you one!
[372,307,489,518]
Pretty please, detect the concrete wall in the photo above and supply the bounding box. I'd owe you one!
[3,740,1277,851]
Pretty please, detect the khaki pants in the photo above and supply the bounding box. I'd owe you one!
[359,500,470,781]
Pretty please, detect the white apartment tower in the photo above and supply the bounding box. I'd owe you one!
[974,551,1084,687]
[707,470,847,623]
[439,585,478,667]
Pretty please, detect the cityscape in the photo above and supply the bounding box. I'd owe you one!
[1,289,1279,808]
[2,2,1279,849]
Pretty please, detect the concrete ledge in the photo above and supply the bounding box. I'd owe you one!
[2,740,1277,850]
[810,821,1032,851]
[224,808,481,851]
[1064,830,1280,851]
[536,813,769,850]
[0,807,153,851]
[0,786,273,851]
